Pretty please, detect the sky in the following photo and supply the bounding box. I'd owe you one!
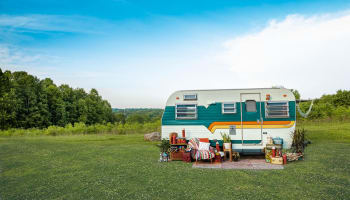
[1,0,350,108]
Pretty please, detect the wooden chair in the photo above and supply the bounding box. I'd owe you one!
[188,138,215,164]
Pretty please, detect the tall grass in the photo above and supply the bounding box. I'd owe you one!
[0,121,161,136]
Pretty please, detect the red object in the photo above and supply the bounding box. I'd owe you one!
[216,141,220,152]
[199,138,209,143]
[214,154,222,163]
[171,152,183,161]
[283,154,287,164]
[172,135,176,144]
[182,152,191,162]
[272,148,276,157]
[182,129,186,138]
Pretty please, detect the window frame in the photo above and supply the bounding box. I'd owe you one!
[245,100,257,112]
[183,94,197,101]
[265,101,290,118]
[175,104,197,119]
[222,102,237,114]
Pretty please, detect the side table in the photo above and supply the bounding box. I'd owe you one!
[223,148,232,162]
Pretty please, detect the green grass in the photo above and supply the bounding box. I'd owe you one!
[1,122,350,199]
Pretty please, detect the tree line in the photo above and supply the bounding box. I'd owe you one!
[296,89,350,121]
[0,68,114,130]
[113,108,163,124]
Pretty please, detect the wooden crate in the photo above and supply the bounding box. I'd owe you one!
[271,157,283,165]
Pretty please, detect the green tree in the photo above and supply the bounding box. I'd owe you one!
[0,69,17,129]
[10,71,50,128]
[291,89,301,100]
[0,68,115,129]
[114,113,126,124]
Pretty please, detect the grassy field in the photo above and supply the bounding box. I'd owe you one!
[1,122,350,199]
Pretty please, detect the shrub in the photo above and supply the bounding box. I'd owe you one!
[291,128,307,153]
[156,139,170,153]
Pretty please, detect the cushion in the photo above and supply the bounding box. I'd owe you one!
[198,142,210,151]
[199,138,209,143]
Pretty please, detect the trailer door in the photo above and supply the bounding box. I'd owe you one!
[240,93,262,144]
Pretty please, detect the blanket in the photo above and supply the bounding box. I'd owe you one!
[188,138,215,160]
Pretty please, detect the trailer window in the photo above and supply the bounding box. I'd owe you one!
[222,102,236,114]
[265,101,289,118]
[246,100,257,112]
[175,104,197,119]
[183,94,197,101]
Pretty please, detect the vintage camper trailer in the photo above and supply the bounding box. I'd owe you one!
[161,88,296,154]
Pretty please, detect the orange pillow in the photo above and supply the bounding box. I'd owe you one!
[199,138,209,143]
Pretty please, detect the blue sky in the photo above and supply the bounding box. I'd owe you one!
[1,0,350,107]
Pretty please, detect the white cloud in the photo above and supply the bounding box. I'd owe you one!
[0,14,114,34]
[219,12,350,99]
[0,45,61,66]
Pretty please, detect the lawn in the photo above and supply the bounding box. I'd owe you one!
[0,122,350,199]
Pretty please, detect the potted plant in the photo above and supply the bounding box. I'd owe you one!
[156,139,170,162]
[233,152,240,161]
[221,132,231,150]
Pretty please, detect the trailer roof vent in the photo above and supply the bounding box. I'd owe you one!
[183,94,197,101]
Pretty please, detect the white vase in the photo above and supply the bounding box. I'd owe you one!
[224,143,231,150]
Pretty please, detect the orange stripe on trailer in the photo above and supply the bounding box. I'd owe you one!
[208,121,295,133]
[208,121,292,130]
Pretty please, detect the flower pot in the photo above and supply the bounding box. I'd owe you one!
[233,155,239,162]
[223,143,231,150]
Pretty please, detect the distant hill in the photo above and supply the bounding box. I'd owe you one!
[112,108,164,123]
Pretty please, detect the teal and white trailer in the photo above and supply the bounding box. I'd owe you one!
[161,88,296,154]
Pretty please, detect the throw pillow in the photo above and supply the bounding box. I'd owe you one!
[199,138,209,143]
[198,142,210,151]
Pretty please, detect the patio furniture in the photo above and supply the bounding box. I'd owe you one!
[223,143,232,162]
[187,138,215,163]
[223,148,232,162]
[170,143,187,161]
